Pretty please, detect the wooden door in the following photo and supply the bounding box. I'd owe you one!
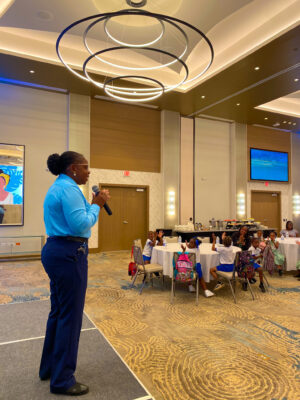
[98,185,148,251]
[251,191,281,233]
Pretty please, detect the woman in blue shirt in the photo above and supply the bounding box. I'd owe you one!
[39,151,109,396]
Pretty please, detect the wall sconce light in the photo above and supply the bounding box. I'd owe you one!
[237,193,245,217]
[293,194,300,216]
[167,190,176,216]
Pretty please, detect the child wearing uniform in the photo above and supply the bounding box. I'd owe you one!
[142,231,158,264]
[210,233,235,291]
[267,231,285,276]
[181,238,214,297]
[248,237,266,292]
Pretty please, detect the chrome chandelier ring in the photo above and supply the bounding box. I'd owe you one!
[82,46,189,97]
[56,9,214,102]
[104,75,164,102]
[103,14,165,48]
[83,14,188,72]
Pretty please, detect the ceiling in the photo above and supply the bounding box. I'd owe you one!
[0,0,299,132]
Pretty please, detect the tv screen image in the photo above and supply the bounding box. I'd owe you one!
[250,148,288,182]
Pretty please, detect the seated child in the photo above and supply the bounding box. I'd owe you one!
[256,230,266,251]
[248,237,266,292]
[181,238,214,298]
[142,231,158,264]
[267,231,285,276]
[210,233,235,291]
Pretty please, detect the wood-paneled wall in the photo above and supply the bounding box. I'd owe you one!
[247,125,291,182]
[91,99,161,172]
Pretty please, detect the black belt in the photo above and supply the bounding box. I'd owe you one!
[51,236,88,244]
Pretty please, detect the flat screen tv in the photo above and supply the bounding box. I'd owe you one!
[250,148,288,182]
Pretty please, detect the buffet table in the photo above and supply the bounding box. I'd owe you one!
[277,238,300,271]
[151,243,241,282]
[175,228,276,242]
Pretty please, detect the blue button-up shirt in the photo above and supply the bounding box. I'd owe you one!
[44,174,100,238]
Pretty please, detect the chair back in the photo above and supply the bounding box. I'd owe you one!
[132,245,144,267]
[165,236,178,244]
[235,250,255,279]
[133,238,143,251]
[173,252,196,282]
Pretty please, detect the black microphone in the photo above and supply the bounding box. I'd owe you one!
[92,185,112,215]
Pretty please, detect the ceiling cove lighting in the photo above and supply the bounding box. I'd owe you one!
[56,6,214,103]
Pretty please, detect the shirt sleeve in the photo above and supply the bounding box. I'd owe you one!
[61,186,100,235]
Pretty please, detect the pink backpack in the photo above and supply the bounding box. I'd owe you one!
[174,253,194,282]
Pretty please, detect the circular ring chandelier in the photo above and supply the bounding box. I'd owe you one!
[56,8,214,102]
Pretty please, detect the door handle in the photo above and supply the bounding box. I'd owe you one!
[123,221,128,224]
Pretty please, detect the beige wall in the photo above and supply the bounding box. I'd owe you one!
[68,93,91,199]
[0,82,68,237]
[194,118,232,226]
[161,110,181,228]
[180,117,194,224]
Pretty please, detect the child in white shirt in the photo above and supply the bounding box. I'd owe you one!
[210,233,235,291]
[142,231,162,263]
[248,237,266,292]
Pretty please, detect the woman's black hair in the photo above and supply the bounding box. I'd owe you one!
[286,221,293,230]
[270,230,277,237]
[47,151,84,176]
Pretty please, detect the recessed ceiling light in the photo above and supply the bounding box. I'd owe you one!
[264,117,268,120]
[293,123,296,126]
[236,103,240,106]
[29,70,35,74]
[273,123,280,127]
[294,78,299,82]
[283,121,287,123]
[288,122,292,124]
[254,66,260,70]
[201,95,205,99]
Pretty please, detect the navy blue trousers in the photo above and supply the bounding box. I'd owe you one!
[39,237,88,392]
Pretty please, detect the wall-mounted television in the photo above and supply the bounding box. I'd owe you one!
[250,148,288,182]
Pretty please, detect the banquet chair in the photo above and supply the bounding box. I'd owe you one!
[171,252,199,305]
[197,236,210,243]
[165,236,178,244]
[215,254,238,303]
[133,238,143,251]
[130,245,163,295]
[216,251,255,303]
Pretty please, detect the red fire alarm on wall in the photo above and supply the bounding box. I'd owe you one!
[123,170,130,177]
[265,181,269,187]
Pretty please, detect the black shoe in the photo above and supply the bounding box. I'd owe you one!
[249,278,257,284]
[278,269,283,276]
[242,282,248,291]
[40,375,50,381]
[259,283,266,293]
[51,382,89,396]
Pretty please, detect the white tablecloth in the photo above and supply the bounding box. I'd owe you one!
[277,238,300,271]
[151,243,241,282]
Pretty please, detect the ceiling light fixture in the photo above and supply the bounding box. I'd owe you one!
[201,95,205,99]
[294,78,299,82]
[254,66,260,70]
[264,117,268,120]
[283,121,287,123]
[56,7,214,102]
[288,122,292,124]
[236,103,240,106]
[29,70,35,74]
[293,123,296,126]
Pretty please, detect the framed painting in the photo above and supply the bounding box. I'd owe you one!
[0,143,25,226]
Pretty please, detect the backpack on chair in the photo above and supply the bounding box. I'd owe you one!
[174,253,194,282]
[128,246,137,277]
[236,251,255,280]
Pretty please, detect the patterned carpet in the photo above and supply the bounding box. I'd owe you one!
[0,252,299,400]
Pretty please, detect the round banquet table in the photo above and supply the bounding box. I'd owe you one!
[277,238,300,271]
[151,243,241,282]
